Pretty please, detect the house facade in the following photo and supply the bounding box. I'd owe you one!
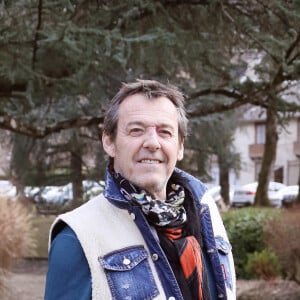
[232,106,300,186]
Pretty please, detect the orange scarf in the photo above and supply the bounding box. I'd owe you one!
[163,227,204,300]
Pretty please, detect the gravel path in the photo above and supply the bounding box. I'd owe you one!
[5,259,47,300]
[5,259,300,300]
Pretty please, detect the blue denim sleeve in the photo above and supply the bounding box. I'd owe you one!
[44,225,92,300]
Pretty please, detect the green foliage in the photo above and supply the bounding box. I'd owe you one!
[1,0,299,132]
[222,207,280,278]
[1,0,300,205]
[245,248,280,280]
[180,112,241,183]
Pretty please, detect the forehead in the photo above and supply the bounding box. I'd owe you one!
[118,94,179,127]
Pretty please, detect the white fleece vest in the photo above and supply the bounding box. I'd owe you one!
[49,194,166,300]
[50,192,236,300]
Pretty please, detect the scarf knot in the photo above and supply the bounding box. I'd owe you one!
[112,171,187,227]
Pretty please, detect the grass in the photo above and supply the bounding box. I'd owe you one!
[31,214,56,259]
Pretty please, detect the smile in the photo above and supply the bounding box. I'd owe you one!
[140,159,161,164]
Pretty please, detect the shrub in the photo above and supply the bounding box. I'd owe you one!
[245,248,280,280]
[0,196,35,298]
[264,208,300,284]
[222,207,280,278]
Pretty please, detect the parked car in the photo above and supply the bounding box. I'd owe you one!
[270,185,299,208]
[207,185,234,204]
[0,180,17,198]
[27,180,105,204]
[34,183,73,205]
[82,180,105,201]
[231,181,286,207]
[24,186,42,200]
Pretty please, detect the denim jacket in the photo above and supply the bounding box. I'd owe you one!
[46,168,236,300]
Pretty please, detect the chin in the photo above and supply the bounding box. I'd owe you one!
[140,181,165,195]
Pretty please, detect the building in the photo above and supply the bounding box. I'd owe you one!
[233,105,300,186]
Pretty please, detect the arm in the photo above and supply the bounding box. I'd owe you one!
[201,192,236,300]
[44,226,92,300]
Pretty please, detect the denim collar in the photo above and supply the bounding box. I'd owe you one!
[102,166,207,210]
[103,168,128,209]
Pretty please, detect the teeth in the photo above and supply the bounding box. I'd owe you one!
[141,159,160,164]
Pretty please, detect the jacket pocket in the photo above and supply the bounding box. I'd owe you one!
[99,245,159,300]
[215,236,233,291]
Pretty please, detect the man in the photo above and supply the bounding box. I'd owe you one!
[44,79,236,300]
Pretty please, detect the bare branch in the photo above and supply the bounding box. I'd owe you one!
[32,0,43,70]
[189,87,244,101]
[0,115,104,138]
[285,30,300,64]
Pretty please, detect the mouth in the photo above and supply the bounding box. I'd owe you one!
[139,159,161,164]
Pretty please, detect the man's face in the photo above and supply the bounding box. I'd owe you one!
[102,94,184,200]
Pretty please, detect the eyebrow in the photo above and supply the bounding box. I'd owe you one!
[126,121,175,130]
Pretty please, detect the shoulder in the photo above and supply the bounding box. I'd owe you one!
[45,225,92,299]
[50,225,83,260]
[50,195,106,242]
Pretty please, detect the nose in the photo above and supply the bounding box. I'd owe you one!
[143,127,161,151]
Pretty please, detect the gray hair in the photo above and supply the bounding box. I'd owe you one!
[103,79,188,141]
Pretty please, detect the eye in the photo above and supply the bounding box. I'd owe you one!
[129,127,144,136]
[158,129,173,138]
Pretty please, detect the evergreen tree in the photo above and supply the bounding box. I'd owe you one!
[1,1,300,206]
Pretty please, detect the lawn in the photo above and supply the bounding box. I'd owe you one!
[31,214,56,259]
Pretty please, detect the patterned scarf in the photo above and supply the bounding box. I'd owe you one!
[112,171,206,300]
[112,171,187,227]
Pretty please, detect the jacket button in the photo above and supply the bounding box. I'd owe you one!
[168,297,175,300]
[123,257,131,265]
[130,213,136,220]
[152,253,159,261]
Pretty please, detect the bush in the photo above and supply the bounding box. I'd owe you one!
[264,208,300,283]
[0,196,35,298]
[245,248,280,280]
[222,207,280,278]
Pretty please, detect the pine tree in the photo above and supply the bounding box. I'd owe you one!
[1,1,300,206]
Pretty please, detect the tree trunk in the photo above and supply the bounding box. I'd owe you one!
[70,150,83,208]
[219,168,230,206]
[296,167,300,205]
[254,107,278,206]
[10,134,35,200]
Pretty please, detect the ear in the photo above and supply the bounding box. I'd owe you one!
[102,134,116,158]
[177,141,184,161]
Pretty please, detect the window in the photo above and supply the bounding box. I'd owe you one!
[255,123,266,144]
[274,167,283,183]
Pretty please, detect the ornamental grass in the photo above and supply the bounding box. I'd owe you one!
[0,196,36,298]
